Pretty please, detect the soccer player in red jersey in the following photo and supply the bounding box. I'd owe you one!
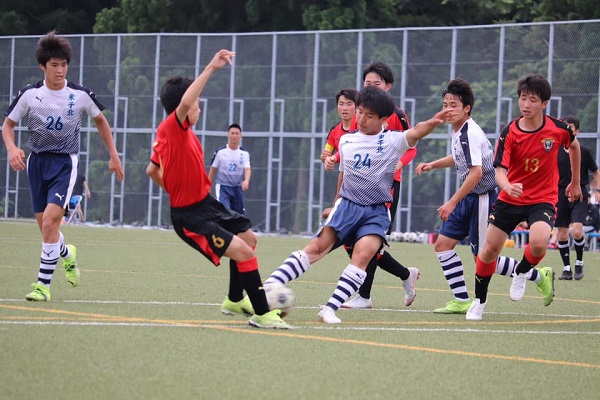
[467,74,582,320]
[146,49,289,329]
[320,88,357,164]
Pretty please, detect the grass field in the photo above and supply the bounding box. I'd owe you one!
[1,220,599,399]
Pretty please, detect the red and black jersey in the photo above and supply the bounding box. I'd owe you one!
[494,115,574,206]
[150,112,212,207]
[350,106,412,181]
[324,121,351,154]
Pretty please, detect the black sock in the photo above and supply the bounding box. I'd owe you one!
[474,274,492,304]
[515,257,534,275]
[227,260,244,302]
[573,236,585,263]
[238,269,270,315]
[358,257,377,298]
[377,251,409,280]
[557,240,570,268]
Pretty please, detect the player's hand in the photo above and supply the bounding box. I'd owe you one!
[504,182,523,198]
[109,155,124,182]
[242,180,249,191]
[209,50,235,70]
[7,146,26,171]
[565,183,583,202]
[430,109,450,126]
[320,148,332,163]
[415,162,432,175]
[324,155,337,171]
[437,202,456,222]
[321,207,332,219]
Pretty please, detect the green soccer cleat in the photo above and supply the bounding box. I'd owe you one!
[221,296,255,316]
[63,244,80,287]
[248,309,291,329]
[536,266,555,306]
[25,283,51,301]
[433,299,473,314]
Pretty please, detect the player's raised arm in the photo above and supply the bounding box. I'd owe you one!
[176,50,235,124]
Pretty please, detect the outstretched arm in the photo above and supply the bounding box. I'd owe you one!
[176,50,235,124]
[405,109,448,147]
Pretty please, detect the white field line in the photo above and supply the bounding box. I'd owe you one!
[0,320,599,335]
[1,297,599,335]
[1,298,599,319]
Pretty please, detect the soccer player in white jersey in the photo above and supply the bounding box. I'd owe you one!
[2,31,124,301]
[415,78,553,315]
[208,123,251,214]
[265,86,448,324]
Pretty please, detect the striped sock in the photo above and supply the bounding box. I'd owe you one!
[326,264,366,311]
[265,250,310,285]
[37,241,60,287]
[436,250,469,301]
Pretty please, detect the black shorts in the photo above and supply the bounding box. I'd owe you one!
[555,190,589,227]
[170,195,253,266]
[489,200,555,235]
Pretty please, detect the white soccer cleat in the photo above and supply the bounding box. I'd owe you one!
[317,306,342,324]
[465,298,487,321]
[340,294,373,309]
[510,272,528,301]
[403,267,420,306]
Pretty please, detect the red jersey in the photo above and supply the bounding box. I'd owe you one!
[350,106,412,181]
[324,121,350,154]
[494,115,574,206]
[150,112,212,207]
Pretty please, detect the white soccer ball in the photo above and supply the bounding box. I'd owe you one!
[265,284,296,315]
[390,231,403,242]
[407,232,418,242]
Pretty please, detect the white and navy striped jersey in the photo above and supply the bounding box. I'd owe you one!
[338,128,413,205]
[451,118,496,194]
[210,145,251,187]
[5,80,104,155]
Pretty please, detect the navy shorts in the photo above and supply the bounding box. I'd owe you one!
[170,194,252,266]
[216,184,245,214]
[27,152,78,213]
[439,190,496,255]
[489,200,555,235]
[319,197,390,250]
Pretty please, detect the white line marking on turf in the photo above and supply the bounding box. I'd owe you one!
[2,298,598,319]
[1,320,600,335]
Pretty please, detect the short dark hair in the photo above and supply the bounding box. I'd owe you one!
[159,76,192,115]
[35,31,72,66]
[356,86,395,119]
[517,74,551,102]
[335,88,358,104]
[362,61,394,85]
[228,123,242,132]
[442,78,474,115]
[563,115,580,130]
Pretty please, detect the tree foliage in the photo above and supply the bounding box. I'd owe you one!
[1,0,599,36]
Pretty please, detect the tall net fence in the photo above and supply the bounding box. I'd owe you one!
[1,21,600,234]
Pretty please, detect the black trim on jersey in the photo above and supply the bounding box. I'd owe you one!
[459,122,472,168]
[5,80,105,117]
[210,145,228,164]
[493,116,573,169]
[67,81,105,111]
[4,82,41,116]
[393,107,410,130]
